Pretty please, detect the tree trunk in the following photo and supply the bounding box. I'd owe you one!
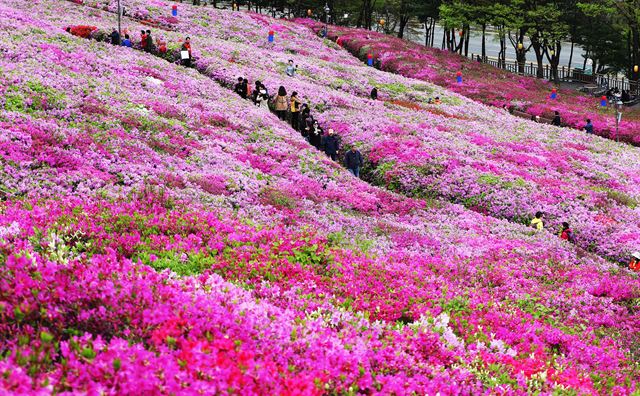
[464,28,470,57]
[363,0,374,30]
[567,40,574,69]
[510,29,527,74]
[531,38,545,78]
[424,21,429,46]
[445,29,451,50]
[430,19,436,47]
[632,26,639,81]
[498,31,506,68]
[356,3,364,27]
[481,23,486,59]
[398,15,409,39]
[544,41,562,82]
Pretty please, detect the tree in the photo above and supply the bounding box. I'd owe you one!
[579,0,640,83]
[439,0,474,54]
[416,0,441,47]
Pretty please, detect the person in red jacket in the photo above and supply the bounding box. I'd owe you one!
[157,37,167,54]
[559,222,576,243]
[629,252,640,272]
[181,37,192,67]
[140,30,147,50]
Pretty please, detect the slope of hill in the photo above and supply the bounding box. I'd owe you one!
[0,0,639,394]
[296,20,640,146]
[48,0,640,262]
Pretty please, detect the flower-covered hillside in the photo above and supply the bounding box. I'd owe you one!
[45,0,640,262]
[1,1,640,394]
[296,19,640,146]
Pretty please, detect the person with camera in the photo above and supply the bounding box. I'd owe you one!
[310,120,323,149]
[252,81,269,107]
[285,60,297,77]
[181,37,192,67]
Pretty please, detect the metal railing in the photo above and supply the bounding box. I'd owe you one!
[469,54,640,96]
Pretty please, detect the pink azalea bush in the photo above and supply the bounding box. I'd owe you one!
[0,0,639,394]
[296,19,640,146]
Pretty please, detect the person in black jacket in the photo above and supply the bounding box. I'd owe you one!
[309,120,323,149]
[552,111,561,126]
[322,128,339,161]
[370,87,378,100]
[344,146,363,177]
[109,28,121,45]
[300,105,311,140]
[234,77,245,98]
[145,30,154,53]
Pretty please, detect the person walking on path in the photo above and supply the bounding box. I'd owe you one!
[181,37,192,67]
[310,120,323,149]
[344,146,364,177]
[285,60,297,77]
[584,119,594,134]
[322,129,340,161]
[274,86,288,121]
[559,222,576,243]
[110,28,121,45]
[252,81,269,107]
[290,92,302,130]
[302,112,313,141]
[530,211,544,231]
[121,34,132,47]
[299,105,310,137]
[552,111,561,126]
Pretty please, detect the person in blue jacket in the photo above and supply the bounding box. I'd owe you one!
[584,119,594,134]
[322,128,340,161]
[121,34,132,47]
[344,146,363,178]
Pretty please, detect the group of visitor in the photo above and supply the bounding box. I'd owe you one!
[231,69,364,177]
[527,110,595,135]
[108,28,192,66]
[530,211,640,272]
[530,211,576,243]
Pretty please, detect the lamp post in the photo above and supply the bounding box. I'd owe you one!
[614,94,623,143]
[517,42,524,73]
[324,3,330,30]
[117,0,121,36]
